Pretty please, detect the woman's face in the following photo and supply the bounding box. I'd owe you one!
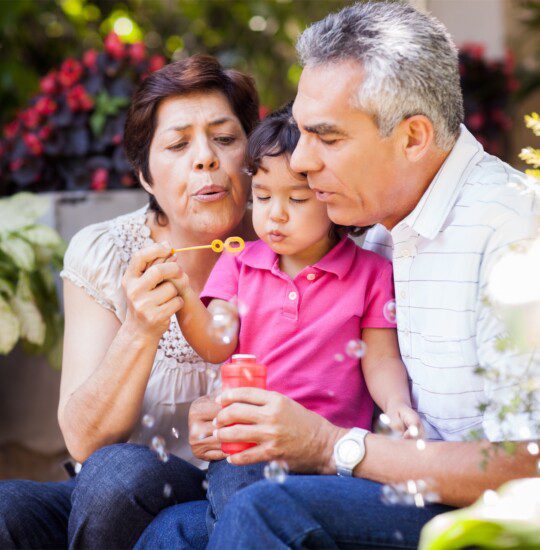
[142,91,250,239]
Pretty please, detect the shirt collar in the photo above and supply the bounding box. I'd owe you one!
[241,236,356,280]
[397,125,485,240]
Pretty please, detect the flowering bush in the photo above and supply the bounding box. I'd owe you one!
[459,43,518,158]
[0,33,166,195]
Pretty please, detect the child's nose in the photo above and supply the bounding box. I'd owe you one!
[270,202,288,223]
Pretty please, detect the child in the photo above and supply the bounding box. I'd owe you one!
[172,103,421,532]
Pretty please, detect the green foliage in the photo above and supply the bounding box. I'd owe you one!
[0,192,65,367]
[90,91,130,137]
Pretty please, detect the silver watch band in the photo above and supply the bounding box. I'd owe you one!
[333,427,369,477]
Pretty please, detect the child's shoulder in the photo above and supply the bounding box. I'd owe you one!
[345,237,393,273]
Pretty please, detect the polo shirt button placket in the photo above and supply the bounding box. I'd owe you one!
[306,273,316,281]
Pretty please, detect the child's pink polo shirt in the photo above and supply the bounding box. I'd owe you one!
[201,237,396,429]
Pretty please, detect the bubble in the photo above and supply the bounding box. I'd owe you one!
[327,390,335,398]
[151,435,169,463]
[264,460,289,483]
[527,442,539,455]
[163,483,172,498]
[416,439,426,451]
[345,339,367,359]
[382,479,439,507]
[206,368,217,379]
[208,302,239,345]
[374,413,401,439]
[394,531,404,541]
[202,479,209,490]
[334,353,344,362]
[171,427,179,439]
[142,414,155,428]
[74,462,82,474]
[407,425,419,438]
[238,300,249,317]
[383,300,397,323]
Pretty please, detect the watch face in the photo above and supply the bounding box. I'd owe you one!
[337,439,362,465]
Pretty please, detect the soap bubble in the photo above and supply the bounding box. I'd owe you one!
[238,300,249,317]
[264,460,289,483]
[527,442,539,455]
[416,439,426,451]
[334,353,344,362]
[163,483,172,498]
[151,435,169,463]
[382,479,439,507]
[202,479,209,490]
[142,414,154,428]
[208,302,239,345]
[171,427,179,439]
[383,300,397,323]
[345,339,367,359]
[206,368,218,379]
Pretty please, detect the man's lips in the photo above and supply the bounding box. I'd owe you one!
[192,184,228,203]
[314,190,335,201]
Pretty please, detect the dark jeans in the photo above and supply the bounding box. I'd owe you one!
[205,458,265,535]
[0,443,205,549]
[138,476,455,549]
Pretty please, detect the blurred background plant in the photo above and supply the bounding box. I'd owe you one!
[0,193,65,368]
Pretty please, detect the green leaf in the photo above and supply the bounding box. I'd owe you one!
[90,112,106,137]
[0,193,50,232]
[9,273,46,346]
[0,236,36,271]
[0,277,14,297]
[0,294,20,354]
[19,225,63,249]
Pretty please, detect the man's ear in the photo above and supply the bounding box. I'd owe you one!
[399,115,435,163]
[139,171,154,195]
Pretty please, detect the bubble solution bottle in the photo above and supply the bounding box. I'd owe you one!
[220,354,267,455]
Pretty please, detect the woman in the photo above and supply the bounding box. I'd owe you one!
[0,55,259,549]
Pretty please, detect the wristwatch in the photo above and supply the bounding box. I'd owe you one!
[333,428,369,476]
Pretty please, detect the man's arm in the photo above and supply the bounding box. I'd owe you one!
[215,387,538,508]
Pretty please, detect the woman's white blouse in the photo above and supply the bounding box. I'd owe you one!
[60,206,220,467]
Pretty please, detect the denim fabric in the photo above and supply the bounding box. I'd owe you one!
[205,458,266,535]
[138,475,454,549]
[0,443,205,549]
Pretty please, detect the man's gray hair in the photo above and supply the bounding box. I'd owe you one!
[296,1,464,150]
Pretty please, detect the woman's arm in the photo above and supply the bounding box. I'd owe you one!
[361,327,422,434]
[58,244,183,462]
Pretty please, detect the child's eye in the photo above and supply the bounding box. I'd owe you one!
[290,198,308,203]
[255,196,270,202]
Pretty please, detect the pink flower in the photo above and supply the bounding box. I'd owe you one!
[38,125,52,141]
[10,159,24,171]
[35,96,58,116]
[23,133,43,155]
[149,55,165,72]
[4,120,20,139]
[83,49,99,71]
[130,42,147,65]
[20,108,41,129]
[91,168,108,191]
[259,106,269,120]
[66,85,94,112]
[40,71,59,94]
[104,33,125,61]
[59,58,84,88]
[467,112,484,131]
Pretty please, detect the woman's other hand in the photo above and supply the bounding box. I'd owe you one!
[189,394,226,461]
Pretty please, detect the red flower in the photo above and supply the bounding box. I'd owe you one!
[130,42,147,65]
[20,108,40,129]
[83,49,99,71]
[35,96,58,116]
[467,112,484,131]
[38,125,52,141]
[40,71,59,95]
[492,109,512,131]
[59,58,83,88]
[66,85,94,112]
[149,55,165,72]
[10,158,24,171]
[121,173,135,187]
[259,106,269,120]
[104,33,125,61]
[91,168,109,191]
[23,133,43,155]
[112,133,122,145]
[4,120,20,139]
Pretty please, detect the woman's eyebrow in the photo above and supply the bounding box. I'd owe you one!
[163,117,236,133]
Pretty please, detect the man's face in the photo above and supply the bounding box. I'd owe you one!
[291,61,404,229]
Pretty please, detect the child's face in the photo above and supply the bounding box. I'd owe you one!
[251,155,334,256]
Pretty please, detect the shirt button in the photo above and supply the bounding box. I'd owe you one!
[400,290,407,299]
[403,249,411,258]
[306,273,316,281]
[288,291,298,301]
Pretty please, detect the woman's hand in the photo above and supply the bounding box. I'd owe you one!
[214,388,346,473]
[122,243,184,340]
[188,394,226,461]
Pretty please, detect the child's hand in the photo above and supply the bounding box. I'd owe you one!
[385,402,425,439]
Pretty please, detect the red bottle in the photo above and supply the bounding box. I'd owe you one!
[220,354,267,455]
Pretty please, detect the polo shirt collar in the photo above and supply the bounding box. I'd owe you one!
[241,236,356,279]
[398,124,485,240]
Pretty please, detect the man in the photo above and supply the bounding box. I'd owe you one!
[138,2,539,548]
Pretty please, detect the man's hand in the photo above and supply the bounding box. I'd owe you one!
[214,388,347,473]
[188,394,226,462]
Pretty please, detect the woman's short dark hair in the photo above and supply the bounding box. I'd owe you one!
[124,55,259,223]
[245,102,369,238]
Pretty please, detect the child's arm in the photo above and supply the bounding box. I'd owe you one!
[172,272,238,364]
[361,327,423,437]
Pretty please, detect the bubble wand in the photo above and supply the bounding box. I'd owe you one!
[170,236,245,255]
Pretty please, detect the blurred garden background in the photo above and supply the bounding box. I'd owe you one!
[0,0,539,486]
